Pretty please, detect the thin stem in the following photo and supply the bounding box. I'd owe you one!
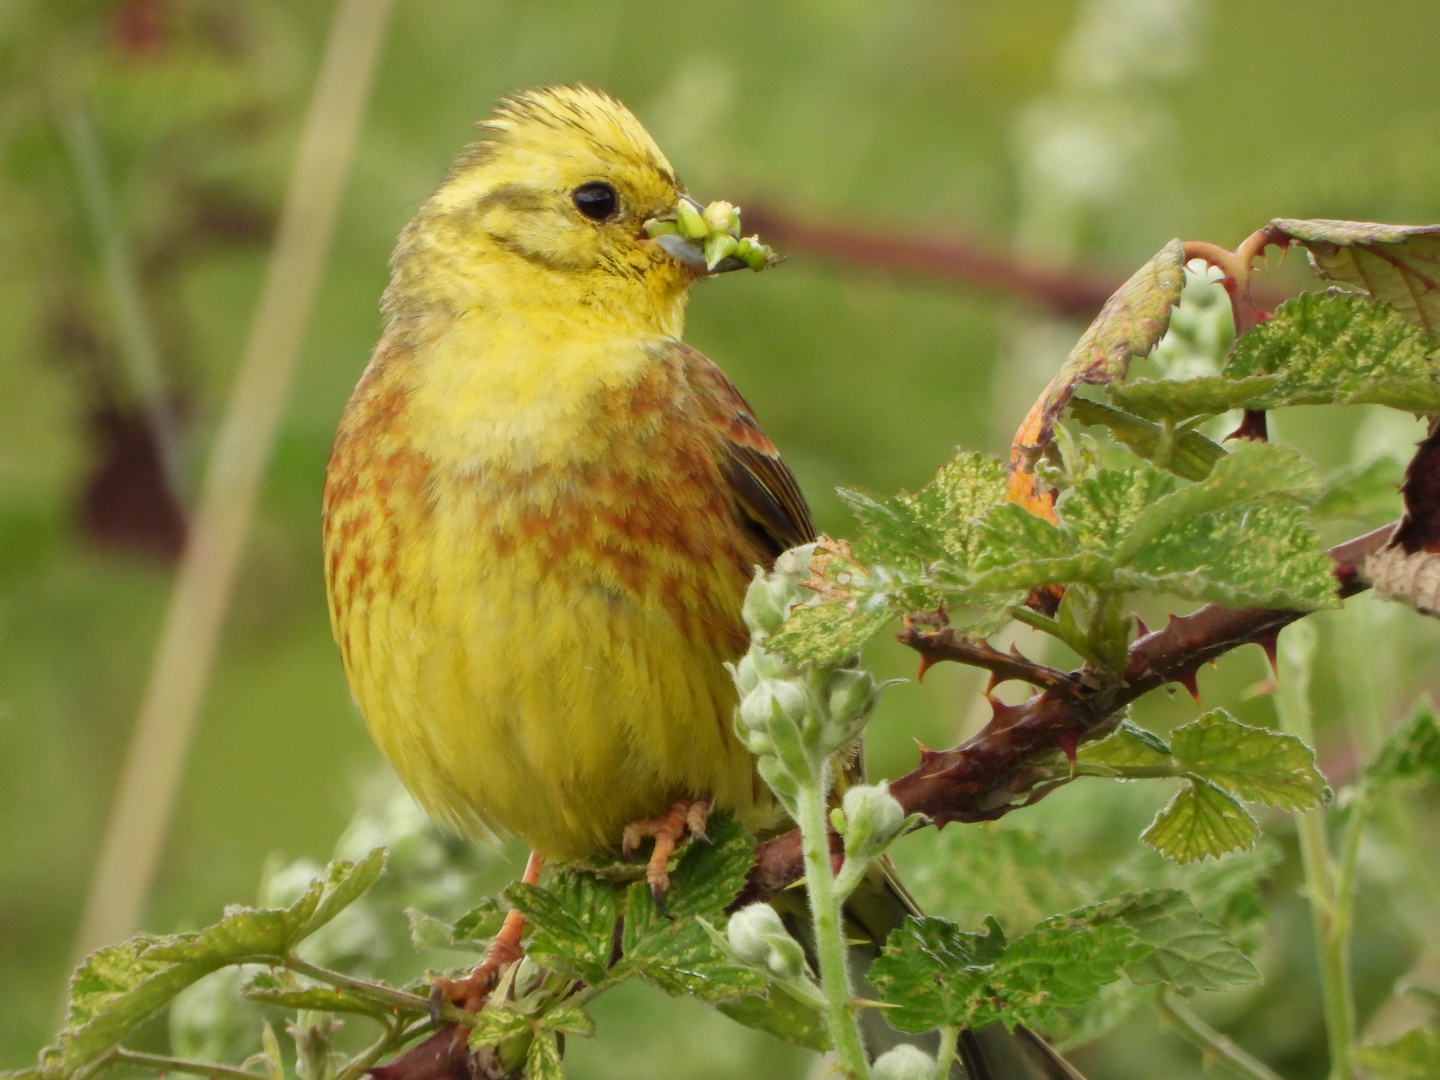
[68,0,395,969]
[1157,992,1287,1080]
[58,106,186,503]
[795,763,871,1079]
[1276,622,1355,1080]
[933,1027,957,1080]
[334,1018,412,1080]
[282,956,472,1026]
[113,1050,265,1080]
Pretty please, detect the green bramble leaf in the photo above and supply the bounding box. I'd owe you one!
[1058,467,1178,554]
[525,1030,564,1080]
[839,451,1008,570]
[147,849,387,965]
[768,596,893,668]
[615,816,766,1002]
[1352,1026,1440,1080]
[963,446,1332,612]
[44,850,389,1077]
[971,916,1135,1029]
[1067,398,1226,481]
[1014,240,1186,468]
[1120,501,1337,610]
[1272,218,1440,335]
[54,935,220,1076]
[1108,374,1282,424]
[505,874,617,988]
[869,916,1008,1033]
[1092,889,1259,992]
[467,1006,533,1047]
[717,987,831,1053]
[541,1005,596,1038]
[872,910,1138,1034]
[1112,293,1440,422]
[1142,779,1261,864]
[1077,722,1175,771]
[240,970,385,1017]
[1365,696,1440,789]
[1172,710,1329,811]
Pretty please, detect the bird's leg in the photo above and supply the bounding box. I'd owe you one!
[431,850,544,1016]
[622,797,711,908]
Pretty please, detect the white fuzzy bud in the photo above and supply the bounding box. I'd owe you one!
[742,573,788,636]
[727,903,806,979]
[842,782,907,855]
[872,1045,937,1080]
[825,667,878,725]
[737,680,808,734]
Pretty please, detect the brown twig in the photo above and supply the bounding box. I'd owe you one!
[903,629,1087,699]
[744,208,1120,318]
[734,523,1396,909]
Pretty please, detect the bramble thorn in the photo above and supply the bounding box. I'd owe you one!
[1174,667,1202,704]
[1056,732,1079,778]
[917,654,934,682]
[1256,631,1281,677]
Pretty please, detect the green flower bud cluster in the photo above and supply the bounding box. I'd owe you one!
[730,547,881,814]
[642,197,777,271]
[726,903,808,980]
[872,1044,938,1080]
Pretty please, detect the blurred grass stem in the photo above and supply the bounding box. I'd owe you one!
[68,0,394,971]
[1276,621,1356,1080]
[58,106,186,503]
[1156,992,1286,1080]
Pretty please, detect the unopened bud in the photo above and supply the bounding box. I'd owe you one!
[702,199,740,236]
[758,754,802,799]
[675,199,708,239]
[872,1045,937,1080]
[842,783,907,854]
[727,903,805,979]
[735,235,774,271]
[826,668,878,724]
[642,217,679,238]
[737,680,807,733]
[705,231,739,270]
[742,572,788,636]
[729,655,760,696]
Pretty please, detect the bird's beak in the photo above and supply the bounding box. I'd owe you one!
[643,195,779,275]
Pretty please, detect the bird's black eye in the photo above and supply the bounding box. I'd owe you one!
[572,182,619,222]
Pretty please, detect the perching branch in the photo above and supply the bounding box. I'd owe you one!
[735,522,1395,909]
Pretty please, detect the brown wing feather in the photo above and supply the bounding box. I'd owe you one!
[681,343,816,557]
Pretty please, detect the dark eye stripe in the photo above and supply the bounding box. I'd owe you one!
[573,182,619,222]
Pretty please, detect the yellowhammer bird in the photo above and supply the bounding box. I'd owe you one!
[323,85,1082,1080]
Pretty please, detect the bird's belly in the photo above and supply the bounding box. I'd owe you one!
[332,471,772,860]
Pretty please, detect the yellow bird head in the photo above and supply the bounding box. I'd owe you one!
[383,85,710,335]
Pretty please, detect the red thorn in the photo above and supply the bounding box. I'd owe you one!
[1056,732,1079,778]
[1173,667,1202,705]
[1255,631,1280,678]
[985,693,1023,728]
[1164,612,1181,629]
[985,670,1003,695]
[1134,615,1150,637]
[917,654,934,683]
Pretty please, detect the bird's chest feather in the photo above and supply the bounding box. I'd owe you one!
[322,325,767,853]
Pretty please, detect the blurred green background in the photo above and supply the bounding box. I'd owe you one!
[4,1,1440,1077]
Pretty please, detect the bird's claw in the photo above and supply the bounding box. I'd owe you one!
[621,797,711,903]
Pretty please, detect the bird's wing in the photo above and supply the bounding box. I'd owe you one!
[680,343,817,556]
